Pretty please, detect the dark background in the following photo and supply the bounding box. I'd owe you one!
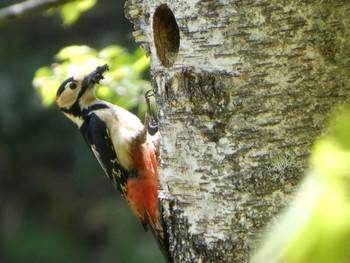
[0,0,163,262]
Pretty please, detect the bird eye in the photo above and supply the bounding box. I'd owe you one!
[69,82,77,90]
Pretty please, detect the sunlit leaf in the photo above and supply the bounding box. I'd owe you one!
[99,46,125,60]
[133,54,151,75]
[60,0,97,26]
[252,106,350,263]
[33,45,150,114]
[328,107,350,150]
[56,45,95,60]
[96,85,113,99]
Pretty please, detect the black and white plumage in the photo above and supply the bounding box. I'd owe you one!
[55,64,171,262]
[56,65,145,194]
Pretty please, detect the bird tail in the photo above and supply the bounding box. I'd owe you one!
[142,211,173,263]
[126,176,172,262]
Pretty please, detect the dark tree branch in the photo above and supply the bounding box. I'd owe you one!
[0,0,73,26]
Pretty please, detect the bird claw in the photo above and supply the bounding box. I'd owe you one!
[145,90,159,135]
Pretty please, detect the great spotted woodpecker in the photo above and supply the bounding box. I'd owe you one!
[56,64,170,262]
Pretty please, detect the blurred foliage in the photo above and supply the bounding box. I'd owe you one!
[0,1,163,262]
[33,45,151,116]
[251,106,350,263]
[3,224,87,263]
[59,0,97,26]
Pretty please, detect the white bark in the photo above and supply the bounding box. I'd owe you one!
[125,1,350,262]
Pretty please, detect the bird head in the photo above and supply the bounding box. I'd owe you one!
[56,64,109,112]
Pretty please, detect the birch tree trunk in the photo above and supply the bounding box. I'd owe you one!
[125,1,350,262]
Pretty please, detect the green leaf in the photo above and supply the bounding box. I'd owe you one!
[252,106,350,263]
[60,0,97,26]
[33,45,150,114]
[56,45,95,60]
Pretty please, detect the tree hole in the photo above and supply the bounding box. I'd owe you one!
[153,4,180,68]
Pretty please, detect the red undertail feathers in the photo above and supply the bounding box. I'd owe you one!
[126,140,159,225]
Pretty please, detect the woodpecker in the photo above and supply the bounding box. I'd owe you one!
[56,64,170,262]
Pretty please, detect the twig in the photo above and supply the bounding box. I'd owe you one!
[0,0,73,26]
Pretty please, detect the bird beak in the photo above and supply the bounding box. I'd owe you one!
[83,64,109,87]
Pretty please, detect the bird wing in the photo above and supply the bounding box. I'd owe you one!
[80,112,131,196]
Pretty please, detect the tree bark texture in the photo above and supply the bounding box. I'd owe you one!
[125,1,350,262]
